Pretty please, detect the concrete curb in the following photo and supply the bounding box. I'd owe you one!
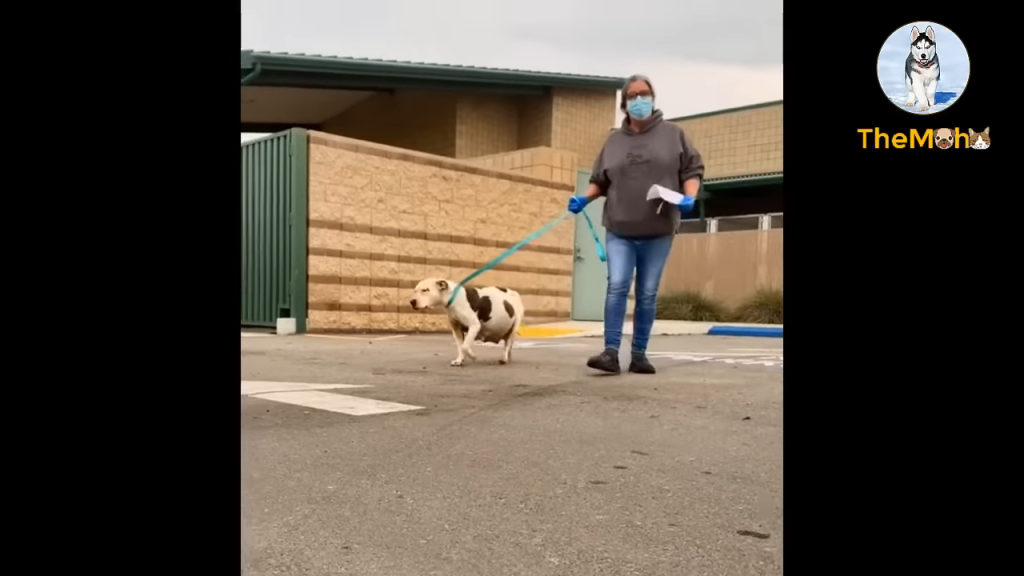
[575,322,783,339]
[579,326,783,339]
[707,325,783,338]
[245,322,785,340]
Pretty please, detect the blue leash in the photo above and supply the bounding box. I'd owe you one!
[446,210,606,306]
[581,210,607,263]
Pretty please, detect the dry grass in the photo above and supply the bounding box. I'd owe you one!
[656,287,783,324]
[656,290,730,322]
[730,287,783,324]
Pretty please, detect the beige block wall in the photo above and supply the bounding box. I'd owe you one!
[320,91,458,157]
[454,94,520,158]
[517,94,553,149]
[466,147,579,187]
[670,102,783,180]
[319,88,616,171]
[305,131,578,333]
[454,89,615,169]
[550,88,617,172]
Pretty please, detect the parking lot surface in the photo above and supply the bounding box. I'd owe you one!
[242,333,782,576]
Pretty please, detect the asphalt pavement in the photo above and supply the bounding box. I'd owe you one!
[242,333,783,576]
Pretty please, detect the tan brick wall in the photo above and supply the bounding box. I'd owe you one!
[551,88,617,171]
[454,94,520,158]
[466,147,579,186]
[319,88,616,171]
[670,103,783,180]
[453,90,614,168]
[320,91,458,157]
[517,94,553,149]
[305,131,577,333]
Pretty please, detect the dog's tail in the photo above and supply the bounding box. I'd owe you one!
[505,288,525,309]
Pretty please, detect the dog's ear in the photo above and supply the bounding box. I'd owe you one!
[925,25,935,42]
[911,26,920,41]
[436,280,448,291]
[968,129,976,137]
[983,127,989,135]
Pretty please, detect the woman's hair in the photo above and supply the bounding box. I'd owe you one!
[620,74,655,111]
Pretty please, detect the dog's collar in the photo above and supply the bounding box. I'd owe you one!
[916,56,937,69]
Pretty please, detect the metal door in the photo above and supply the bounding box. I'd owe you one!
[240,128,308,331]
[570,170,608,321]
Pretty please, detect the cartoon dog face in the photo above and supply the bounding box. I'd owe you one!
[934,128,954,149]
[911,25,937,66]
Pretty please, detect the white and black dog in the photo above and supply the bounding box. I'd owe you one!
[409,279,525,367]
[905,25,940,111]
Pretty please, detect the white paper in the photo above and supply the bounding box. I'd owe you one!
[647,184,685,205]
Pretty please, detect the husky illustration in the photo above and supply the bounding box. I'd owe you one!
[905,25,940,112]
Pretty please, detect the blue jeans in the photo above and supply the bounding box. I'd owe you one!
[604,231,674,354]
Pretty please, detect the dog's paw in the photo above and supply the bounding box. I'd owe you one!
[499,358,509,365]
[450,358,464,367]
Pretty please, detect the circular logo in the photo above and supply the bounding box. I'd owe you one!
[876,22,970,114]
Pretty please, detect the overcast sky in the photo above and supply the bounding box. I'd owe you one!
[241,0,782,141]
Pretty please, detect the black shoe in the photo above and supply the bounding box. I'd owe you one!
[628,353,656,374]
[586,348,621,373]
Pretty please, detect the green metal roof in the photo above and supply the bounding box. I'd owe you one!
[666,100,783,123]
[704,171,783,190]
[241,50,625,91]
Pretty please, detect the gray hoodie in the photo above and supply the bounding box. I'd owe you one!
[590,110,705,238]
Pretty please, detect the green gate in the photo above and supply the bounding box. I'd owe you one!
[241,128,308,332]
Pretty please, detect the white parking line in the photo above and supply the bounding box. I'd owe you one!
[252,390,423,416]
[647,352,783,368]
[470,341,586,349]
[513,341,586,349]
[648,351,780,357]
[241,380,424,416]
[241,381,370,395]
[305,334,409,342]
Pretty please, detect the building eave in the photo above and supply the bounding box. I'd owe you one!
[242,50,626,91]
[704,172,783,191]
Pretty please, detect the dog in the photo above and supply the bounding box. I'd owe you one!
[905,25,940,111]
[968,127,990,149]
[409,279,525,367]
[934,128,954,149]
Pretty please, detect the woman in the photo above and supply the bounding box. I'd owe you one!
[567,74,705,374]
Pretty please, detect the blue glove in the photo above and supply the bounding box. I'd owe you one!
[567,195,589,214]
[678,195,696,214]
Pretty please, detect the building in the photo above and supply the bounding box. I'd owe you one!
[241,50,626,333]
[657,101,784,307]
[668,100,783,231]
[242,50,623,173]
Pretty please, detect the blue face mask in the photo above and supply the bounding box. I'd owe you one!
[626,96,654,120]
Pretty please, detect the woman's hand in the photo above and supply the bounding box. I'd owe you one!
[678,195,696,214]
[568,195,590,214]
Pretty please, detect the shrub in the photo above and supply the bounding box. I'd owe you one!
[731,287,783,324]
[656,290,729,322]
